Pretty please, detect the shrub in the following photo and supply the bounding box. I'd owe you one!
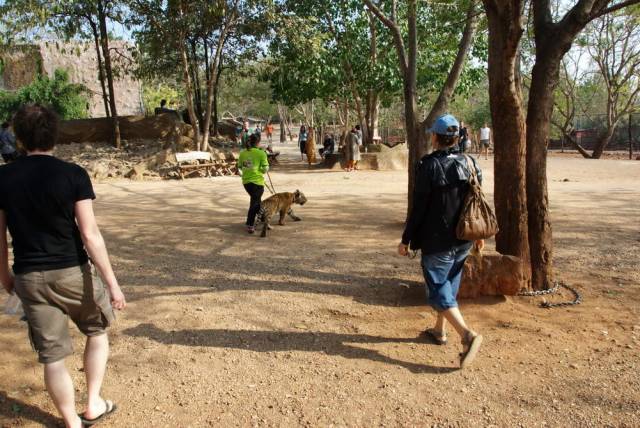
[0,69,89,122]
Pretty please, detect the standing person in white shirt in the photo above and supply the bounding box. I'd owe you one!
[479,123,491,160]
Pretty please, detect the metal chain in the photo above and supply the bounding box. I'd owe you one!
[518,280,582,308]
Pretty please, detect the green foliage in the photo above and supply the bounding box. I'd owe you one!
[450,78,491,130]
[142,81,184,115]
[219,66,277,118]
[0,69,89,122]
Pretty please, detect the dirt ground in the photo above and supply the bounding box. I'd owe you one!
[0,144,639,427]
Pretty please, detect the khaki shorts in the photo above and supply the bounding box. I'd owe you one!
[15,263,115,364]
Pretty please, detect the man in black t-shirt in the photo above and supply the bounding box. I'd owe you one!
[458,121,469,153]
[0,104,124,427]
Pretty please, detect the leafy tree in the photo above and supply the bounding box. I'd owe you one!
[0,0,127,147]
[0,69,89,121]
[364,0,481,214]
[132,0,272,150]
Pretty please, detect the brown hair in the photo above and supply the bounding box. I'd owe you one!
[13,104,59,152]
[435,126,459,147]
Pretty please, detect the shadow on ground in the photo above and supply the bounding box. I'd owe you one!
[124,323,459,374]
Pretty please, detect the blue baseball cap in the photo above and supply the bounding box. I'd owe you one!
[430,114,460,136]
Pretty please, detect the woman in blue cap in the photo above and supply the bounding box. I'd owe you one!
[398,113,484,369]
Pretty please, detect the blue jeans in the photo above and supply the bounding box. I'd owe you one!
[421,243,472,311]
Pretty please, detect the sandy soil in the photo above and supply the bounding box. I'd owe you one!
[1,144,639,427]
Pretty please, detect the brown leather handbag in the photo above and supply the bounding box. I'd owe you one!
[456,155,499,241]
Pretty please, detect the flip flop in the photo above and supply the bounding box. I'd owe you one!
[80,400,117,426]
[459,334,483,369]
[421,328,448,345]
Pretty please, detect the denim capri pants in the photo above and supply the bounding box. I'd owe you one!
[420,242,472,311]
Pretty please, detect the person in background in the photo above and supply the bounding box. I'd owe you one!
[0,122,18,163]
[355,124,363,145]
[298,125,308,162]
[238,134,269,234]
[154,99,172,115]
[320,133,335,158]
[479,123,491,160]
[346,127,361,171]
[458,121,469,153]
[398,113,484,369]
[0,104,125,427]
[241,121,251,149]
[305,127,317,166]
[265,122,274,145]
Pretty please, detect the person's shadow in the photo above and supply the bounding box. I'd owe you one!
[124,323,458,374]
[0,390,61,427]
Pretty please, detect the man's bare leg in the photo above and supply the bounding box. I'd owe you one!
[44,360,83,428]
[83,333,110,419]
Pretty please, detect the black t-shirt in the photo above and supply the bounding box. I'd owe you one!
[459,127,468,141]
[0,155,95,274]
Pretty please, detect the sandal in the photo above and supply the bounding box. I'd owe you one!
[459,332,483,369]
[80,400,117,426]
[421,328,448,345]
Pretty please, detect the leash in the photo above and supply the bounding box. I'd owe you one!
[265,170,276,195]
[518,280,582,308]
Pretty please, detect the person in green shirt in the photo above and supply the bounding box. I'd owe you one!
[238,134,269,234]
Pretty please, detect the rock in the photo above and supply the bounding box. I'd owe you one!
[125,163,147,180]
[458,250,527,298]
[85,160,110,180]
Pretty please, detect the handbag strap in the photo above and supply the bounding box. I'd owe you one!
[462,154,479,186]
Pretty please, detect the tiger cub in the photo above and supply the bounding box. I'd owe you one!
[258,190,308,237]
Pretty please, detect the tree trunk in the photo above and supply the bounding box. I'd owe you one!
[277,104,287,142]
[483,0,530,266]
[89,20,110,118]
[366,10,379,145]
[97,1,120,148]
[202,29,230,152]
[404,0,420,218]
[179,39,200,149]
[191,40,204,127]
[591,125,617,159]
[565,134,592,158]
[212,65,223,137]
[366,93,380,144]
[526,52,566,289]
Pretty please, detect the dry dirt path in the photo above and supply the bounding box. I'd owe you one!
[1,145,639,427]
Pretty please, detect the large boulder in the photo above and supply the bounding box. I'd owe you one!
[458,251,527,298]
[58,113,192,145]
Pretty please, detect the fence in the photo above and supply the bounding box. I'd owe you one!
[549,113,640,156]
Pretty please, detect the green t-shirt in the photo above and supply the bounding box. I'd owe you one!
[238,148,269,185]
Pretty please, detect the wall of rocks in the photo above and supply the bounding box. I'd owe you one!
[0,41,144,117]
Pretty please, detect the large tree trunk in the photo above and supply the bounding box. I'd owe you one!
[89,21,110,118]
[202,32,230,152]
[97,1,120,148]
[191,40,204,127]
[366,10,380,145]
[483,0,530,266]
[179,39,200,148]
[277,104,287,142]
[526,56,559,289]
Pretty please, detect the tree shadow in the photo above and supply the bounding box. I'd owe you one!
[123,323,459,374]
[0,391,61,427]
